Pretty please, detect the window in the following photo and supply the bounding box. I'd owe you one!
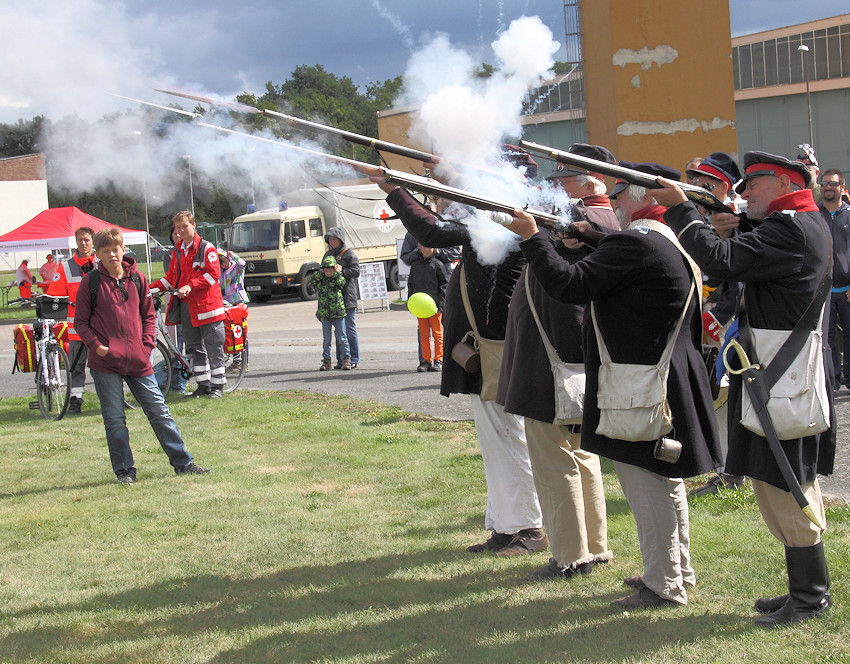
[732,46,741,89]
[764,39,778,87]
[740,44,753,89]
[777,36,791,85]
[752,42,766,87]
[309,218,323,238]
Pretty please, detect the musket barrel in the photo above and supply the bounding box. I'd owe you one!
[520,140,732,214]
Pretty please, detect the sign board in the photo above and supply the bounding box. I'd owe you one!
[358,261,388,310]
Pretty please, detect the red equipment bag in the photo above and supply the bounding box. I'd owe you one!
[224,303,248,353]
[53,322,70,354]
[14,324,36,373]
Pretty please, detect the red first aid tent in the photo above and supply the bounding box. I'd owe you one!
[0,207,147,252]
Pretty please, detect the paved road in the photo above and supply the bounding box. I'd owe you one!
[2,295,847,501]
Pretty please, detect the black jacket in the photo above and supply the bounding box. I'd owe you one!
[408,253,448,313]
[820,201,850,289]
[520,223,721,478]
[666,193,835,489]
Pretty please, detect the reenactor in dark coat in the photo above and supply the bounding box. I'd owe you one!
[508,163,721,609]
[656,151,835,629]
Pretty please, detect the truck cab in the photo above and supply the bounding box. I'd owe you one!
[229,184,405,302]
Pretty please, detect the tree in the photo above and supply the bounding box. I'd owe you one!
[0,116,45,158]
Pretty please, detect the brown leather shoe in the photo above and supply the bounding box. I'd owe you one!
[624,575,643,589]
[466,531,512,553]
[494,528,549,557]
[610,583,679,609]
[525,558,593,582]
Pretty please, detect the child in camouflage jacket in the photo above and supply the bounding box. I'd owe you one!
[312,256,351,370]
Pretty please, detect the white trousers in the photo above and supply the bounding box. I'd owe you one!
[614,461,693,604]
[470,394,543,533]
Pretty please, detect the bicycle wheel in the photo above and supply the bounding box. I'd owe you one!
[223,349,247,393]
[37,343,71,420]
[151,339,173,398]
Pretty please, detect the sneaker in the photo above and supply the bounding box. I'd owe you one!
[417,361,431,373]
[175,462,212,475]
[467,531,513,553]
[350,363,358,369]
[206,387,223,398]
[525,558,594,582]
[320,358,332,371]
[227,360,242,374]
[184,384,210,398]
[116,474,135,485]
[428,360,442,372]
[494,528,549,557]
[67,396,83,414]
[341,357,352,370]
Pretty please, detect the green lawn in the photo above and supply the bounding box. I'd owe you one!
[0,390,848,663]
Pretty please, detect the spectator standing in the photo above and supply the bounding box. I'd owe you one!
[313,256,350,371]
[39,254,57,283]
[819,168,850,389]
[75,228,210,484]
[323,227,360,369]
[408,244,448,372]
[15,259,34,300]
[47,226,97,413]
[152,211,227,399]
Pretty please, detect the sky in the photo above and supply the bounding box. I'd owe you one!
[0,0,844,125]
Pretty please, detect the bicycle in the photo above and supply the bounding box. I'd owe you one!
[29,295,72,420]
[149,289,248,397]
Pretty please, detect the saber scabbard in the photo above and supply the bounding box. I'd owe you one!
[723,339,824,529]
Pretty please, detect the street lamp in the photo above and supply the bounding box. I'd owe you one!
[133,130,152,280]
[797,44,814,148]
[184,154,195,216]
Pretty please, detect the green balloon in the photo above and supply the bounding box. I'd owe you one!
[407,292,437,318]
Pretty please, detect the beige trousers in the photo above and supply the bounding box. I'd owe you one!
[614,462,693,604]
[751,478,826,547]
[524,419,612,567]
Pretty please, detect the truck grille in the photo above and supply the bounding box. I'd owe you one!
[245,259,278,274]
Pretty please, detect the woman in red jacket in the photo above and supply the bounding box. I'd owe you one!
[152,210,227,398]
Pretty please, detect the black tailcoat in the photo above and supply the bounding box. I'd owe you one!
[520,225,721,478]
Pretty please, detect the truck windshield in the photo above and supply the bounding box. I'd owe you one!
[230,221,280,252]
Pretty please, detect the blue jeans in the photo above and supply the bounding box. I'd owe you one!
[335,307,359,364]
[91,369,193,478]
[322,318,350,361]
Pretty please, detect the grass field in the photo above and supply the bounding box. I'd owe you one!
[1,390,849,663]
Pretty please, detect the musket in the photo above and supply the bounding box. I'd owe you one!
[520,140,734,214]
[123,96,578,234]
[157,88,439,163]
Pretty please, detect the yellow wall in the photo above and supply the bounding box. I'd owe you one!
[581,0,738,173]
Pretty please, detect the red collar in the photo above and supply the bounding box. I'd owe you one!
[581,194,613,209]
[631,204,667,222]
[766,189,819,216]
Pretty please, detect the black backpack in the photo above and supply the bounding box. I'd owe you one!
[87,270,144,315]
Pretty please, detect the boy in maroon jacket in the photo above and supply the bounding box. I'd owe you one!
[75,228,210,485]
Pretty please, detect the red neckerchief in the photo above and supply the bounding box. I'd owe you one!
[582,194,613,209]
[631,204,667,222]
[766,189,819,216]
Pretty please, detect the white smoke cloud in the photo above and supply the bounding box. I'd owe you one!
[401,15,564,264]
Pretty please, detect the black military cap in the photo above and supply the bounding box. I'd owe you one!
[544,143,617,180]
[686,151,742,190]
[734,151,812,195]
[610,162,681,198]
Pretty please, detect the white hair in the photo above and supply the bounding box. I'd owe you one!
[626,184,649,203]
[576,174,607,195]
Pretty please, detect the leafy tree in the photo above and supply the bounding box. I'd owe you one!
[0,116,45,158]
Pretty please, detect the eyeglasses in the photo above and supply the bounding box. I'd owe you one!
[118,280,128,301]
[821,181,842,188]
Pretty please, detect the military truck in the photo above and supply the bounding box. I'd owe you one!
[229,183,405,302]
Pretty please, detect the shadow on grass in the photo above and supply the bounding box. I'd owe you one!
[3,547,749,663]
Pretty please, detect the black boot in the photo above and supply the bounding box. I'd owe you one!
[754,542,831,628]
[754,593,789,614]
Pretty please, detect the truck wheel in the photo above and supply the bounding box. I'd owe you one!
[249,293,271,303]
[387,262,401,291]
[299,277,318,301]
